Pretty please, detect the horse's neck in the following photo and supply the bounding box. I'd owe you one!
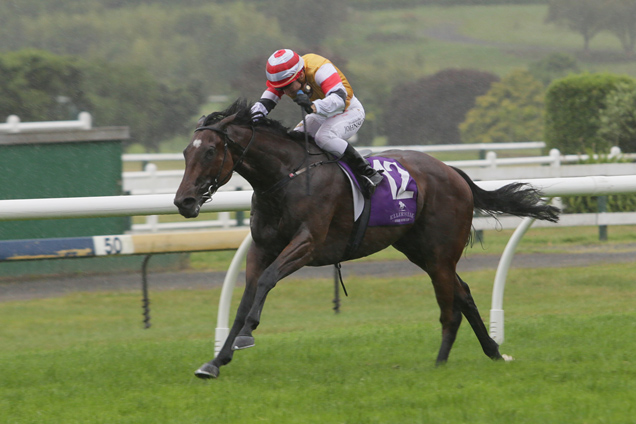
[234,130,307,192]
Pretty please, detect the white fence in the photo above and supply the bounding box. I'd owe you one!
[123,147,636,196]
[457,146,636,180]
[122,145,636,232]
[0,112,92,133]
[0,191,251,221]
[121,141,547,164]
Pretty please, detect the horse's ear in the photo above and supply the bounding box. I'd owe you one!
[196,115,206,127]
[218,113,238,129]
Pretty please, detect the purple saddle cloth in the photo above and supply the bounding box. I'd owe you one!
[339,156,418,226]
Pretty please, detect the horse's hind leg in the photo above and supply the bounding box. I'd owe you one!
[427,266,465,365]
[409,262,501,364]
[394,239,465,364]
[456,274,502,360]
[394,240,501,364]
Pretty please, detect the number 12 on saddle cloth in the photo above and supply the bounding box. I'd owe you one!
[339,156,418,227]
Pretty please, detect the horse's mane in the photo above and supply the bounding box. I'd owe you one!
[201,98,309,145]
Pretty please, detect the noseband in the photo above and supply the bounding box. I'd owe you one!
[193,124,255,202]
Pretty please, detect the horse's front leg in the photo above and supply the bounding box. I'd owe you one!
[233,229,316,350]
[194,245,271,379]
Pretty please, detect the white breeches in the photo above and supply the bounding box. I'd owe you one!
[293,96,365,156]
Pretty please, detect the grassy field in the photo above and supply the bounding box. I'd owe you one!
[340,5,636,87]
[2,251,636,422]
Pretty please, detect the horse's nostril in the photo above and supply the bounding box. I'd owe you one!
[175,197,197,209]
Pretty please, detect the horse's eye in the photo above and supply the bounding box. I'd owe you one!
[205,147,216,160]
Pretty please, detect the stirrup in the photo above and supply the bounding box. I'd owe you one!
[366,170,384,186]
[360,174,381,198]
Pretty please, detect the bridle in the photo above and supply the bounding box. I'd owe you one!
[192,121,335,200]
[193,124,256,203]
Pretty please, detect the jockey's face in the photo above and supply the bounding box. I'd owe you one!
[281,70,305,97]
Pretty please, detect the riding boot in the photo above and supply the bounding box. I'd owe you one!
[341,144,383,198]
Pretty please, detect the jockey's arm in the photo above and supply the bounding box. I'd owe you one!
[251,89,282,118]
[313,88,346,118]
[312,62,347,118]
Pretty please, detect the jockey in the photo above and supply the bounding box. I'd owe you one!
[250,49,383,197]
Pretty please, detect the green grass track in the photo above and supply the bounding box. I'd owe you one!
[2,260,636,423]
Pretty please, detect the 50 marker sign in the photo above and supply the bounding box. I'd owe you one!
[93,235,134,256]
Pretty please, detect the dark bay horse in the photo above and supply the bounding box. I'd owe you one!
[174,99,559,379]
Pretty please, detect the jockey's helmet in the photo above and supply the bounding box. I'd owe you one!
[265,49,304,89]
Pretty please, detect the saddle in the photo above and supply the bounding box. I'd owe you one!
[338,156,418,260]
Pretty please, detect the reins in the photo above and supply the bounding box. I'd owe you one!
[262,159,325,195]
[194,121,338,197]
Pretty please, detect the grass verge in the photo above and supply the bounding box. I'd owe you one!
[1,261,635,423]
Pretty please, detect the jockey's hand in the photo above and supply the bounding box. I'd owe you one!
[250,101,268,122]
[294,91,314,114]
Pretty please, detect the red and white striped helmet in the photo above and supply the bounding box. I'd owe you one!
[265,49,305,89]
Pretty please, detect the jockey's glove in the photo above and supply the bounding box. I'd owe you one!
[250,101,269,121]
[294,91,314,114]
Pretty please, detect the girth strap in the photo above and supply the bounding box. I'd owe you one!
[333,263,349,297]
[333,194,372,297]
[342,195,371,261]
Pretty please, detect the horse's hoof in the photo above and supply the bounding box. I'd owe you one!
[194,363,219,379]
[232,335,255,350]
[502,354,515,362]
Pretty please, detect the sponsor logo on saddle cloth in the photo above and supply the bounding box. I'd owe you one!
[338,156,418,226]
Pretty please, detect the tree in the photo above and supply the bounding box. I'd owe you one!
[460,69,545,144]
[545,0,609,53]
[4,2,290,96]
[0,49,90,121]
[78,59,205,151]
[528,53,580,87]
[0,49,204,151]
[603,0,636,57]
[544,72,635,153]
[384,69,499,146]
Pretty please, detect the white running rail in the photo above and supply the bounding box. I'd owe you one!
[0,112,92,133]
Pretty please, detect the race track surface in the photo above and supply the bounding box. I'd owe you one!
[1,248,634,302]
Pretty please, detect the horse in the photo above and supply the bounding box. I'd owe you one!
[174,99,559,379]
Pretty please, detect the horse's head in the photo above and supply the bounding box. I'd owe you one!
[173,114,238,218]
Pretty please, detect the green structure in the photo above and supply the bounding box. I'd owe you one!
[0,127,129,237]
[0,124,162,277]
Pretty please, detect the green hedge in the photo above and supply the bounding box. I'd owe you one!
[561,153,636,214]
[597,82,636,152]
[544,73,636,154]
[564,193,636,214]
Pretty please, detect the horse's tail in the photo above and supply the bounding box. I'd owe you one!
[451,166,560,223]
